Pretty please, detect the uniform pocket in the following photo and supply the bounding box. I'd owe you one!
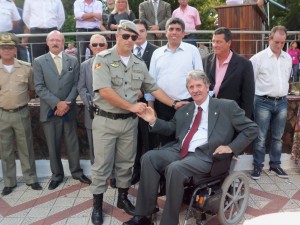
[131,73,144,90]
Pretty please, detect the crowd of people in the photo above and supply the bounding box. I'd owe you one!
[0,0,297,225]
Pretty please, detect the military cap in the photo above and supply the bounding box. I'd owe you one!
[117,20,139,35]
[0,33,19,46]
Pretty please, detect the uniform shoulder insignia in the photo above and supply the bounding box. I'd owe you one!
[98,49,111,58]
[17,60,31,67]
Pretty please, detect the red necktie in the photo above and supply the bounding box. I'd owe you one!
[180,107,203,158]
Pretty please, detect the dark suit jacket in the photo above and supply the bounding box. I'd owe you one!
[151,97,258,163]
[139,0,171,30]
[33,52,79,122]
[77,57,95,129]
[202,52,255,119]
[141,42,158,70]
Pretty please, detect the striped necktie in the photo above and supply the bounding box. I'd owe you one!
[153,0,158,25]
[136,46,142,57]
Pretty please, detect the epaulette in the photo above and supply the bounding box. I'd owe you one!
[97,49,112,58]
[17,60,31,67]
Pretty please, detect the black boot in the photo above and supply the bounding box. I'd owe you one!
[91,194,103,225]
[117,188,135,215]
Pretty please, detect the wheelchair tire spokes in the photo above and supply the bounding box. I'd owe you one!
[218,171,249,225]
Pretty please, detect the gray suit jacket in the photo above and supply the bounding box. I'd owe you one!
[33,52,79,122]
[77,57,95,129]
[151,97,258,163]
[139,0,171,30]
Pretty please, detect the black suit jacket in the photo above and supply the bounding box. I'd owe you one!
[202,52,254,119]
[141,42,158,70]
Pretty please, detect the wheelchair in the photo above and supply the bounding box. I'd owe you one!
[182,153,249,225]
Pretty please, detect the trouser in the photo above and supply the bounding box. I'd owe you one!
[42,117,83,181]
[0,107,38,186]
[134,149,211,225]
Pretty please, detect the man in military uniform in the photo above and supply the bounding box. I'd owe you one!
[0,33,42,196]
[90,20,186,225]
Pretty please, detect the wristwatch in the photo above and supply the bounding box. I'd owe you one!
[171,100,179,109]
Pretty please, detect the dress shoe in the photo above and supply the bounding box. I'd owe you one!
[123,215,151,225]
[48,180,62,190]
[74,175,91,185]
[27,182,42,190]
[117,188,135,215]
[1,185,17,196]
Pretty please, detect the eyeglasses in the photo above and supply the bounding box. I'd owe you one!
[120,34,138,41]
[91,43,106,47]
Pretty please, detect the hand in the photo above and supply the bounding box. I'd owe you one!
[213,146,233,155]
[150,25,160,31]
[175,101,189,110]
[137,107,156,124]
[155,33,162,38]
[129,102,147,113]
[55,101,70,116]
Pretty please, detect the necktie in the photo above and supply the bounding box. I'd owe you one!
[54,56,62,75]
[136,46,142,57]
[153,0,158,25]
[181,107,203,158]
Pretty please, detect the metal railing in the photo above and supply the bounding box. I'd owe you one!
[14,30,300,63]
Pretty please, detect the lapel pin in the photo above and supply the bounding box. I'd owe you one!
[214,112,217,115]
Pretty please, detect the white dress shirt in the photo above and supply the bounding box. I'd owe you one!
[0,0,20,32]
[145,42,203,101]
[184,96,209,153]
[250,47,292,97]
[133,41,147,57]
[23,0,65,29]
[74,0,103,29]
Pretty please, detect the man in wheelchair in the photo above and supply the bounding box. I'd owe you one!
[123,70,258,225]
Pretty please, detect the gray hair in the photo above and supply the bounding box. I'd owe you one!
[90,34,107,44]
[186,70,210,88]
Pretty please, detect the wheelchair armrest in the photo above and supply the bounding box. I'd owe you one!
[209,153,233,177]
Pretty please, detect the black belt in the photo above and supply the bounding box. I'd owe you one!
[94,107,137,120]
[260,95,286,101]
[0,104,27,113]
[76,28,101,32]
[30,27,57,32]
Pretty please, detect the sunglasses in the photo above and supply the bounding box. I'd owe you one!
[120,34,138,41]
[91,43,106,47]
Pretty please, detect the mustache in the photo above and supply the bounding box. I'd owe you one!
[52,45,59,48]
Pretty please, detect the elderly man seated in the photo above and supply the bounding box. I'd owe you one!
[123,70,258,225]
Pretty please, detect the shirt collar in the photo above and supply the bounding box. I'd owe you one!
[194,95,209,113]
[134,41,148,51]
[266,46,287,59]
[50,51,63,59]
[164,42,184,53]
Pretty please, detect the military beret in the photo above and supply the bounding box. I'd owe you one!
[117,20,139,35]
[0,33,19,46]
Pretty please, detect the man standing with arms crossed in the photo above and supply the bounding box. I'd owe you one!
[90,20,184,225]
[250,26,292,180]
[0,33,42,196]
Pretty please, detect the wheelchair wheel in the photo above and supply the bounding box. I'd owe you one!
[217,171,249,225]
